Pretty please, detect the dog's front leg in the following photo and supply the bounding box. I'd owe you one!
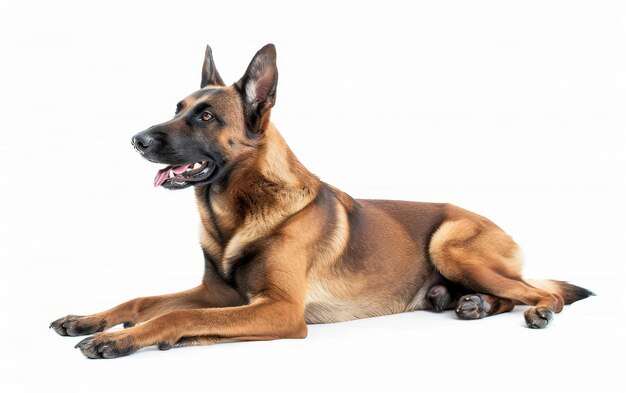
[50,281,244,337]
[74,297,306,358]
[73,232,311,358]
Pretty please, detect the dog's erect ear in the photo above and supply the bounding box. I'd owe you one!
[235,44,278,133]
[236,43,278,111]
[201,45,225,88]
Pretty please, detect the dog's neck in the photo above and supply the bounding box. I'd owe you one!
[195,124,321,246]
[254,123,319,189]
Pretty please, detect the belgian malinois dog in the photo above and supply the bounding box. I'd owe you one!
[51,44,593,359]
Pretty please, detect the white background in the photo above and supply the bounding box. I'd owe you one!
[1,1,624,392]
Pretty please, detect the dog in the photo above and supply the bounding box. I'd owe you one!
[50,44,594,359]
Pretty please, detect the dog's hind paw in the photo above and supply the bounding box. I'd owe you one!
[524,307,553,329]
[455,294,491,320]
[427,285,452,311]
[49,315,107,337]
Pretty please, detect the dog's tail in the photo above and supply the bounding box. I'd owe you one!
[525,279,595,305]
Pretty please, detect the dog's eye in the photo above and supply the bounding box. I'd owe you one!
[200,111,214,122]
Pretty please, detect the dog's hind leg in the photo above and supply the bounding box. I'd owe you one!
[50,282,244,336]
[429,213,565,328]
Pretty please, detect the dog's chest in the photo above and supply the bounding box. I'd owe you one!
[304,279,353,323]
[304,275,393,324]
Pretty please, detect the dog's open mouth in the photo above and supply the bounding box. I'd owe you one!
[153,160,216,189]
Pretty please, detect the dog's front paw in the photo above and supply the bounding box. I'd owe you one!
[49,315,107,336]
[75,332,137,359]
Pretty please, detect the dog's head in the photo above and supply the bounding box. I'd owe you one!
[131,44,278,190]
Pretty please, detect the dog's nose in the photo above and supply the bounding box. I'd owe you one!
[132,132,154,153]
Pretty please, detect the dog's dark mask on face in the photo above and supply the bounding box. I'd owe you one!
[131,44,278,190]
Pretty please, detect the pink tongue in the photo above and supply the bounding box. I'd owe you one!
[153,170,170,187]
[153,164,191,187]
[172,164,191,175]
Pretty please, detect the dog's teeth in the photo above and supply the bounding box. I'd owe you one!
[169,169,174,178]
